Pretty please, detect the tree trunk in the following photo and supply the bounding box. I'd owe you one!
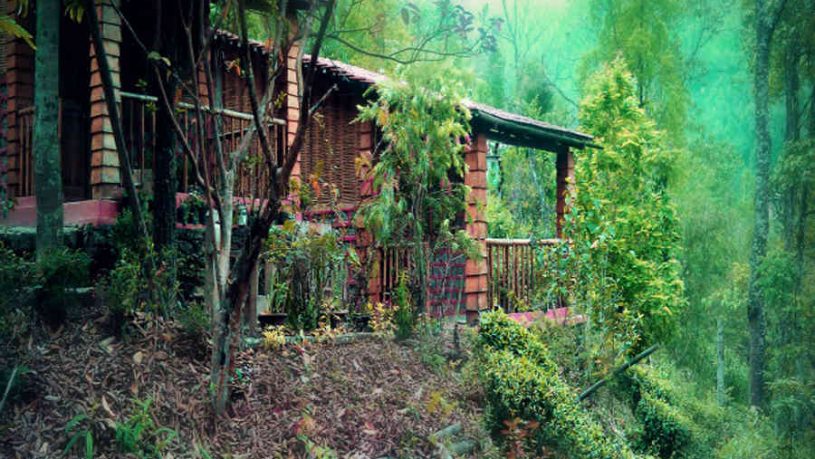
[33,0,63,255]
[781,41,800,251]
[716,316,725,405]
[747,0,774,409]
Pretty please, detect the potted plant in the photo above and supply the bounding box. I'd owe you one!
[321,291,348,329]
[257,280,288,328]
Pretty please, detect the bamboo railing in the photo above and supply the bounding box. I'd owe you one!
[486,238,561,312]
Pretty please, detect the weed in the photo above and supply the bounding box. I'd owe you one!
[63,413,94,459]
[393,273,415,340]
[114,398,177,458]
[262,325,287,349]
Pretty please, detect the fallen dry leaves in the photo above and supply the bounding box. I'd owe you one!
[0,314,486,458]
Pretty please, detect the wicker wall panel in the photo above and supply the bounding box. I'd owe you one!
[302,93,360,208]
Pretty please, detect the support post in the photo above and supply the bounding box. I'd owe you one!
[555,146,575,238]
[464,133,488,325]
[88,0,122,199]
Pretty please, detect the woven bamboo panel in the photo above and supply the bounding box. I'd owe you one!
[301,93,360,208]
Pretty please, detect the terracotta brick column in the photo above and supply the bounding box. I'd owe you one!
[88,0,122,200]
[3,1,34,197]
[464,133,488,325]
[555,146,575,238]
[285,43,301,185]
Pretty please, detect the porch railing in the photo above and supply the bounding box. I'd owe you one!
[120,91,285,199]
[16,106,35,196]
[486,238,562,312]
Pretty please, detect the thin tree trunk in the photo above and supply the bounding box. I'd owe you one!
[781,42,800,251]
[747,0,780,409]
[716,316,725,405]
[152,0,180,255]
[33,0,63,255]
[85,0,152,255]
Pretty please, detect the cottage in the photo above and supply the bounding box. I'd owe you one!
[0,0,595,323]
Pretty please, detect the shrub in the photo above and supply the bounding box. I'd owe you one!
[104,250,144,313]
[633,391,692,457]
[480,349,634,458]
[265,222,346,331]
[115,398,177,458]
[178,302,209,343]
[614,366,693,458]
[35,248,90,326]
[0,245,35,339]
[393,274,415,340]
[476,311,636,458]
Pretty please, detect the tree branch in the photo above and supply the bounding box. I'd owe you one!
[577,344,660,402]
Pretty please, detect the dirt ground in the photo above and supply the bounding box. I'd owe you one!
[0,314,489,458]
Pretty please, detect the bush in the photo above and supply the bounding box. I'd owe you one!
[476,311,636,458]
[0,245,35,339]
[614,366,693,458]
[265,222,346,331]
[35,248,90,326]
[393,274,415,340]
[178,302,209,344]
[1,244,89,330]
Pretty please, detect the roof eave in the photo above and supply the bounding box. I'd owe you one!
[470,109,600,151]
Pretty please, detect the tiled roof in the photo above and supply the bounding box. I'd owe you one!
[212,30,594,149]
[303,56,594,148]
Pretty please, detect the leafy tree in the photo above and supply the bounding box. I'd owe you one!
[357,64,475,315]
[565,58,684,367]
[582,0,688,137]
[746,0,788,409]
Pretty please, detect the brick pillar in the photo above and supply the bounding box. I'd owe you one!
[555,146,575,238]
[3,2,34,197]
[464,133,488,325]
[285,43,301,185]
[88,0,122,200]
[197,66,210,106]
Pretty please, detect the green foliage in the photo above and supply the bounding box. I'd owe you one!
[178,302,209,342]
[615,366,693,458]
[393,274,414,340]
[114,398,178,458]
[476,311,636,458]
[563,57,684,358]
[0,245,34,339]
[264,221,346,331]
[582,0,688,136]
[63,413,94,459]
[486,139,558,239]
[103,250,144,319]
[357,63,475,312]
[35,248,91,326]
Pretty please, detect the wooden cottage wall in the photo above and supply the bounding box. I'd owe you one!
[300,92,362,209]
[3,1,34,198]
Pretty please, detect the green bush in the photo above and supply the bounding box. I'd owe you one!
[614,366,693,458]
[1,244,89,329]
[393,274,415,340]
[35,248,90,326]
[476,311,636,458]
[178,302,209,343]
[0,245,35,338]
[633,391,692,457]
[104,250,144,314]
[265,222,346,331]
[115,398,177,458]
